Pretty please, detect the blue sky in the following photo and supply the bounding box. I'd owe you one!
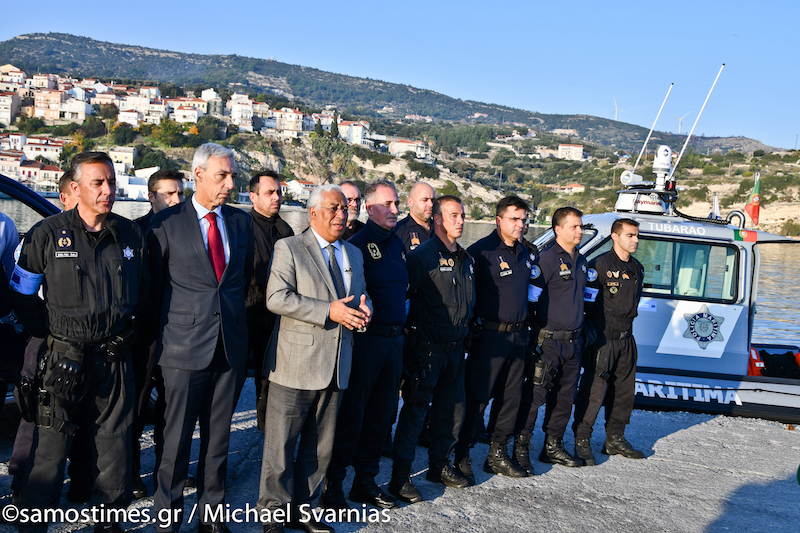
[3,1,797,149]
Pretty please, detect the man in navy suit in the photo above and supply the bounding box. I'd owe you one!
[147,143,254,533]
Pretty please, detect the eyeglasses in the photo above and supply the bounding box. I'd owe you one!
[346,197,362,205]
[502,216,528,225]
[319,205,347,214]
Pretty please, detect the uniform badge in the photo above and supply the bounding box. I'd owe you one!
[683,304,725,349]
[530,265,541,279]
[587,268,598,282]
[559,258,572,280]
[498,255,512,276]
[526,260,532,269]
[581,264,587,273]
[401,251,406,262]
[622,271,630,280]
[438,253,453,272]
[410,233,420,247]
[607,270,613,278]
[609,286,619,294]
[367,243,382,260]
[56,229,73,251]
[529,253,536,262]
[612,270,620,278]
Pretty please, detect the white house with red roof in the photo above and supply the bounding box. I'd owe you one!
[173,105,203,124]
[284,179,315,202]
[337,120,371,146]
[389,139,431,159]
[0,91,20,127]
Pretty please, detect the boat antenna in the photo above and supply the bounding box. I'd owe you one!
[630,83,673,176]
[667,64,725,183]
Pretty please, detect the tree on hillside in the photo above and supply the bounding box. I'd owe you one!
[197,115,222,141]
[98,104,118,120]
[79,116,107,138]
[331,111,339,138]
[18,116,45,135]
[112,123,135,145]
[315,120,323,137]
[157,119,185,147]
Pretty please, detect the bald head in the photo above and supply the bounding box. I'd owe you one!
[408,182,435,227]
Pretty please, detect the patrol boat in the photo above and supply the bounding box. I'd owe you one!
[531,144,800,423]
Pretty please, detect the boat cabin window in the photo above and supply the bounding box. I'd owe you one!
[586,236,738,303]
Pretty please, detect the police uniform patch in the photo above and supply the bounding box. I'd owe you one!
[611,270,620,278]
[123,246,135,260]
[530,265,541,279]
[587,268,598,282]
[622,271,630,280]
[56,229,73,251]
[581,264,587,273]
[438,254,452,272]
[559,259,571,280]
[367,242,382,260]
[410,233,421,247]
[498,255,512,276]
[401,251,406,262]
[609,286,619,294]
[683,304,725,349]
[448,258,454,267]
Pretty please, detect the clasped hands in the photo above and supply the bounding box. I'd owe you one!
[329,294,371,330]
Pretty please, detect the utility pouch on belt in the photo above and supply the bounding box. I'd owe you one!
[464,317,482,351]
[18,375,38,423]
[106,325,137,362]
[532,359,557,390]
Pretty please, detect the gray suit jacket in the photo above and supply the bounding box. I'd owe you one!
[147,200,254,371]
[265,229,371,390]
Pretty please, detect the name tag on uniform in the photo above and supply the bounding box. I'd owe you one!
[528,284,543,302]
[584,287,599,302]
[500,270,513,277]
[440,266,453,272]
[55,251,78,258]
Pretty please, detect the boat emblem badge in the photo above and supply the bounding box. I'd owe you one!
[530,265,541,279]
[683,304,725,349]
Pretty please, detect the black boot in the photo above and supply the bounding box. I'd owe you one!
[319,478,350,511]
[454,448,475,486]
[602,434,644,459]
[426,460,470,489]
[388,461,423,504]
[484,438,528,478]
[512,433,535,476]
[350,473,399,510]
[574,438,596,466]
[538,435,581,467]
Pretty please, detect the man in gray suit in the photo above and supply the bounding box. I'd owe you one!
[147,143,253,533]
[258,184,372,533]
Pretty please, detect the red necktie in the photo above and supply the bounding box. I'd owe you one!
[205,212,225,282]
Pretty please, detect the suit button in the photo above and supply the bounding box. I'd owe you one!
[214,312,220,317]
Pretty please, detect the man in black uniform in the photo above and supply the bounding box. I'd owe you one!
[573,218,645,465]
[513,207,587,469]
[321,180,407,512]
[389,195,475,504]
[454,196,531,482]
[394,182,435,253]
[340,180,365,240]
[246,170,294,431]
[131,169,184,498]
[11,151,149,533]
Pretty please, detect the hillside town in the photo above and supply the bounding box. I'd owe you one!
[0,63,590,201]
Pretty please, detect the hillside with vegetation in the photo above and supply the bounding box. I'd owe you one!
[0,32,779,154]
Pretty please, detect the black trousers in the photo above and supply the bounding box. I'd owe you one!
[515,338,582,439]
[155,338,246,532]
[10,336,93,496]
[393,346,466,466]
[21,341,134,533]
[457,329,526,449]
[573,337,638,440]
[327,333,403,482]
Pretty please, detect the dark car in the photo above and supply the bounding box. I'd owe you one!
[0,173,61,409]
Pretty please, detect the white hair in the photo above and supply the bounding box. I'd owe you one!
[192,143,234,174]
[308,184,345,209]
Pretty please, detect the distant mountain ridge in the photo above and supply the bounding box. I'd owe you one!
[0,32,779,153]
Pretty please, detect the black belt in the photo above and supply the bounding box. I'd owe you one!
[481,319,525,333]
[604,329,632,340]
[541,329,581,341]
[51,337,108,357]
[419,339,463,352]
[366,323,404,337]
